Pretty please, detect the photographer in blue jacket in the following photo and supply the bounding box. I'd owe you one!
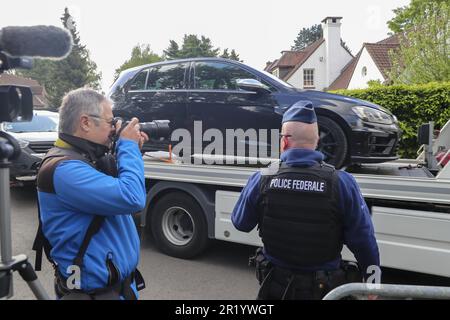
[34,88,148,300]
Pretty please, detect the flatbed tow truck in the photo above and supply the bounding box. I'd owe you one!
[140,121,450,279]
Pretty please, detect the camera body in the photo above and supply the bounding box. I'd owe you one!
[0,53,34,123]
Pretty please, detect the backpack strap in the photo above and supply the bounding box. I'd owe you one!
[32,194,54,271]
[72,216,105,269]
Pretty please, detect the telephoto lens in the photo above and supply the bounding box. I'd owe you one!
[140,120,171,139]
[113,118,171,140]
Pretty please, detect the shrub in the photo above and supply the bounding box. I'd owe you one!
[331,82,450,157]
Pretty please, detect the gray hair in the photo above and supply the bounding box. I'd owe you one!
[58,88,106,134]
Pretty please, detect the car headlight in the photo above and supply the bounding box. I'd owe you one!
[16,138,30,149]
[352,106,394,125]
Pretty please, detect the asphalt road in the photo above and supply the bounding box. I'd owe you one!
[6,186,450,300]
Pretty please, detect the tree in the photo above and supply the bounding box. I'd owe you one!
[163,34,242,61]
[291,24,352,54]
[388,0,450,84]
[164,40,181,60]
[388,0,448,33]
[291,24,323,51]
[220,48,242,62]
[19,8,102,109]
[114,44,162,80]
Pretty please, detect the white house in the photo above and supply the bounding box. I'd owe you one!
[265,17,353,91]
[328,35,400,90]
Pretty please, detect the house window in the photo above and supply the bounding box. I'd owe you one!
[273,68,279,78]
[303,69,314,88]
[362,66,368,77]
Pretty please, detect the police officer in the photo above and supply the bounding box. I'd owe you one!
[232,101,380,300]
[33,88,148,300]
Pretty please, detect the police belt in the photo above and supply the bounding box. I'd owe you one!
[271,265,346,286]
[260,265,347,300]
[55,269,145,300]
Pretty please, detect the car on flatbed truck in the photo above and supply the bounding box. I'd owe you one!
[137,121,450,279]
[108,57,401,168]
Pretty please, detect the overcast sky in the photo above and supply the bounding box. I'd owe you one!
[4,0,409,93]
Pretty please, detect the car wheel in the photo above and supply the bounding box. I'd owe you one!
[317,116,348,169]
[150,192,209,258]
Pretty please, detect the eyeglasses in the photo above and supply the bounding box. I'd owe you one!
[87,114,115,127]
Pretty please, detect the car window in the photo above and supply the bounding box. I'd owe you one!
[194,62,262,90]
[108,68,140,98]
[3,114,59,133]
[129,70,148,91]
[146,63,187,90]
[193,61,276,91]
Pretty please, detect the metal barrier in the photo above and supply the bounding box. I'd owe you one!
[323,283,450,300]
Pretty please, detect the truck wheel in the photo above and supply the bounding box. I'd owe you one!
[150,192,209,258]
[317,116,348,169]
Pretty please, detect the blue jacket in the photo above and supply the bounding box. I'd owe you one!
[38,138,146,293]
[232,148,380,276]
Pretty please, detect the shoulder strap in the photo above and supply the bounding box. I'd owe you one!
[32,193,55,271]
[73,216,105,269]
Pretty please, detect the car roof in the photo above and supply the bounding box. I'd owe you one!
[123,57,247,73]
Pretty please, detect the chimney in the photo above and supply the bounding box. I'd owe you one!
[322,16,343,87]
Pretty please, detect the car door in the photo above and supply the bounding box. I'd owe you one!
[124,62,189,151]
[188,60,279,158]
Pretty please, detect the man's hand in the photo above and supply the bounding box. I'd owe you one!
[138,131,149,150]
[115,117,149,150]
[117,117,141,145]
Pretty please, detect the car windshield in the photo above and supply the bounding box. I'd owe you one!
[260,70,295,89]
[3,114,59,133]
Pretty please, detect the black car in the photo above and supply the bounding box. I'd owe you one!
[108,58,400,168]
[0,110,58,183]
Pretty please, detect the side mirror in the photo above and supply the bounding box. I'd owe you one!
[236,79,271,94]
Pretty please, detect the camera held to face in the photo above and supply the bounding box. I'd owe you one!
[112,117,171,140]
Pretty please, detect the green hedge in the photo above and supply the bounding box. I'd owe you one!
[331,82,450,158]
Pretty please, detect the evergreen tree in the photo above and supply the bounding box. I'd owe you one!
[291,23,351,54]
[291,24,323,51]
[220,48,242,62]
[19,8,102,109]
[164,35,242,61]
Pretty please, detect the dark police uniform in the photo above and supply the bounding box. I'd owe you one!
[231,101,380,300]
[33,133,146,299]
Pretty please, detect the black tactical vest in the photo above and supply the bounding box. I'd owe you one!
[258,162,343,267]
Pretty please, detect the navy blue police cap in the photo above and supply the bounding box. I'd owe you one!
[282,100,317,124]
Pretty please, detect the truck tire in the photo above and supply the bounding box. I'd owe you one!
[317,116,348,169]
[150,192,209,258]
